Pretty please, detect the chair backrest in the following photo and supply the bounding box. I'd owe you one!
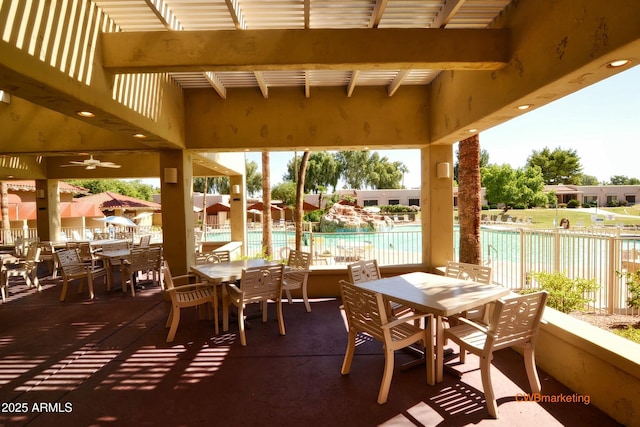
[445,261,492,284]
[38,241,54,258]
[287,250,311,270]
[161,261,176,291]
[212,250,231,263]
[347,259,381,284]
[75,242,94,262]
[55,248,86,277]
[339,280,387,342]
[240,264,285,303]
[128,247,148,269]
[101,241,130,252]
[487,291,548,352]
[24,245,41,269]
[139,235,151,248]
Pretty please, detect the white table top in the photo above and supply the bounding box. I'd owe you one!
[354,271,511,317]
[190,259,277,284]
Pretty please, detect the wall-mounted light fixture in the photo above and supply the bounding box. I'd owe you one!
[231,184,242,201]
[36,189,45,199]
[436,162,451,179]
[164,167,178,184]
[0,90,10,104]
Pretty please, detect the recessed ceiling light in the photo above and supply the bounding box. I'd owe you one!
[76,111,95,118]
[468,128,477,133]
[517,104,532,110]
[133,133,146,139]
[608,59,630,68]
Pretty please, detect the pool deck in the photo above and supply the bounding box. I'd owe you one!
[0,270,622,427]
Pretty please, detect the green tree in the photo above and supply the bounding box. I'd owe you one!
[271,181,296,206]
[286,152,340,193]
[610,175,640,185]
[579,174,600,185]
[526,147,582,185]
[68,179,155,201]
[245,159,262,196]
[368,152,408,189]
[336,151,372,189]
[482,164,546,211]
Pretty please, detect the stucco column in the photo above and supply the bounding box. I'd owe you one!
[228,175,247,256]
[421,145,454,270]
[160,150,195,276]
[35,179,61,241]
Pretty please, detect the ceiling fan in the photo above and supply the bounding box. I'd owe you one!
[61,155,121,170]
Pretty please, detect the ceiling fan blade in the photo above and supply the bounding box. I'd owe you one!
[69,161,88,165]
[98,163,121,168]
[60,164,86,167]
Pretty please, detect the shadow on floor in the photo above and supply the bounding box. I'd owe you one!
[0,273,622,427]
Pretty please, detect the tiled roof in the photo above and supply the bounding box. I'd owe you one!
[75,191,161,210]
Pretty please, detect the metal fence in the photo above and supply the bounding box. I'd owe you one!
[9,223,639,315]
[465,226,640,315]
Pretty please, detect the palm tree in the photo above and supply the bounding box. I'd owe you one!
[1,181,9,244]
[294,152,310,250]
[457,134,482,264]
[261,152,272,258]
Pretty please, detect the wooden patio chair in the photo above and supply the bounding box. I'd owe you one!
[227,264,286,346]
[55,248,107,301]
[282,249,312,312]
[4,244,42,294]
[443,291,548,418]
[162,261,218,342]
[38,241,58,278]
[445,261,494,323]
[339,280,434,404]
[348,259,413,318]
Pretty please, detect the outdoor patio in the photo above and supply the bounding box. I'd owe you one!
[0,271,622,426]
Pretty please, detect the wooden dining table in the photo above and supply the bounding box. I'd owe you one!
[190,259,278,333]
[353,271,511,384]
[95,249,131,291]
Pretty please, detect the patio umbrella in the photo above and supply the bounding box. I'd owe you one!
[96,216,138,227]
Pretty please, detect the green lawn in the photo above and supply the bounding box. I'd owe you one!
[474,207,640,229]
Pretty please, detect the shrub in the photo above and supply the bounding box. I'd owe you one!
[616,270,640,310]
[526,271,600,313]
[567,199,581,208]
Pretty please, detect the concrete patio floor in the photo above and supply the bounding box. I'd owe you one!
[0,272,622,427]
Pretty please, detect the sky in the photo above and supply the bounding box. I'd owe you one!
[246,64,640,189]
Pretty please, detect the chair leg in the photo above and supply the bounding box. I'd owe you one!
[424,317,435,386]
[480,353,498,418]
[59,279,69,302]
[262,300,269,323]
[88,276,95,300]
[165,307,174,328]
[340,330,357,375]
[524,343,541,393]
[166,306,180,343]
[285,289,293,304]
[211,288,219,335]
[302,282,311,312]
[378,345,395,404]
[237,305,247,346]
[276,299,285,336]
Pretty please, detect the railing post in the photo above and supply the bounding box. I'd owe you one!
[519,228,526,288]
[607,236,617,314]
[554,229,561,273]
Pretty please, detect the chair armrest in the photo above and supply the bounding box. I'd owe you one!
[382,312,432,330]
[165,282,214,294]
[284,269,309,281]
[455,316,491,334]
[173,273,199,286]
